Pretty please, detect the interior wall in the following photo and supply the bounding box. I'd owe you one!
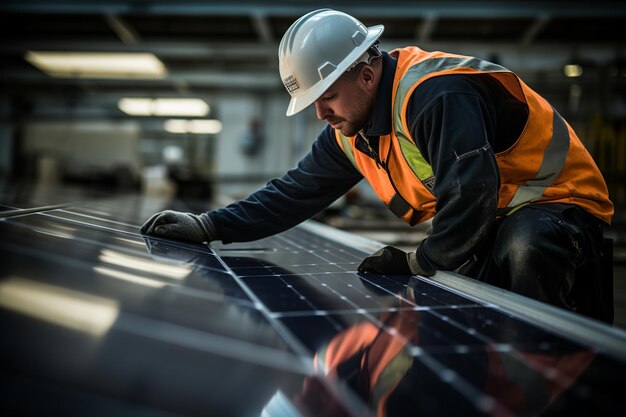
[212,91,326,200]
[22,120,141,183]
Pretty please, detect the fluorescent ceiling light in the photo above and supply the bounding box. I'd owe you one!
[564,64,583,78]
[119,98,152,115]
[154,99,209,116]
[164,119,223,134]
[118,98,209,116]
[164,119,188,133]
[25,51,167,79]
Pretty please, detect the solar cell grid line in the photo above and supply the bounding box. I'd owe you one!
[219,226,483,321]
[358,273,481,308]
[271,274,329,312]
[409,347,512,417]
[259,233,390,312]
[306,273,401,309]
[56,208,143,228]
[299,274,364,308]
[209,243,317,369]
[14,209,141,238]
[273,228,367,261]
[0,203,72,218]
[239,269,479,314]
[240,271,389,313]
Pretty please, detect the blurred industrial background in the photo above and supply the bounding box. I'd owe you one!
[1,1,625,326]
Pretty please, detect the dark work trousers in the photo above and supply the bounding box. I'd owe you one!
[457,203,614,324]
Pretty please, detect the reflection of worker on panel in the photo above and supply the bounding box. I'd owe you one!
[142,9,614,323]
[266,281,595,417]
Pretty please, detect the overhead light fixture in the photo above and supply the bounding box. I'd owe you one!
[164,119,223,134]
[564,64,583,78]
[118,98,209,116]
[25,51,166,79]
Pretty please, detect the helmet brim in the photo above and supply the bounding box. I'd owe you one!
[285,24,384,117]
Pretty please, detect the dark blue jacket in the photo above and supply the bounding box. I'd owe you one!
[207,51,527,272]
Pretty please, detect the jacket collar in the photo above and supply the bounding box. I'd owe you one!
[363,51,397,137]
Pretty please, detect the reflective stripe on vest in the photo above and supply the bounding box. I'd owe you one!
[336,131,358,169]
[392,57,508,190]
[392,56,572,214]
[502,108,570,211]
[337,131,416,219]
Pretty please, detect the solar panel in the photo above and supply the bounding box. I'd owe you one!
[1,192,626,416]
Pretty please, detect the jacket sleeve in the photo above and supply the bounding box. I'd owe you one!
[207,125,363,243]
[407,85,500,272]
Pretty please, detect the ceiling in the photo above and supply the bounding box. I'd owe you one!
[1,1,625,103]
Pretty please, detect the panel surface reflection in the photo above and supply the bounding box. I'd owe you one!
[1,190,625,416]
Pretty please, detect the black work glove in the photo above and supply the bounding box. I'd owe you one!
[358,245,435,276]
[140,210,216,244]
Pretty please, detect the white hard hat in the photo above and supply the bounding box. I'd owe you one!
[278,9,384,116]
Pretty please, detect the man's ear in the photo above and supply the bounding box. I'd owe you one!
[360,66,375,88]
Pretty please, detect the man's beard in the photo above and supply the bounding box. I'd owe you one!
[334,96,372,137]
[339,121,360,137]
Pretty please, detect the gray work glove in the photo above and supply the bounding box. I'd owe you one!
[140,210,216,244]
[357,245,435,276]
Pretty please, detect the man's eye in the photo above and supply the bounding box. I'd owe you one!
[323,95,335,101]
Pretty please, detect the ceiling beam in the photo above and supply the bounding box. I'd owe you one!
[0,69,282,89]
[520,14,550,47]
[251,12,273,44]
[2,1,626,18]
[417,14,438,44]
[104,13,141,45]
[5,40,622,59]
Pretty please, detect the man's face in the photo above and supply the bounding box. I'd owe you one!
[314,67,374,137]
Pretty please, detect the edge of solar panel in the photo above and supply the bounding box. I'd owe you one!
[299,220,626,361]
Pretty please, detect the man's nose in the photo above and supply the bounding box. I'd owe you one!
[314,101,330,121]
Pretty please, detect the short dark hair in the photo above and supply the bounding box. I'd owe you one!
[345,62,369,80]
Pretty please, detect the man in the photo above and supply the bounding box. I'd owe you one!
[142,9,614,321]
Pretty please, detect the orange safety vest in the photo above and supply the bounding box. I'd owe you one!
[335,47,614,225]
